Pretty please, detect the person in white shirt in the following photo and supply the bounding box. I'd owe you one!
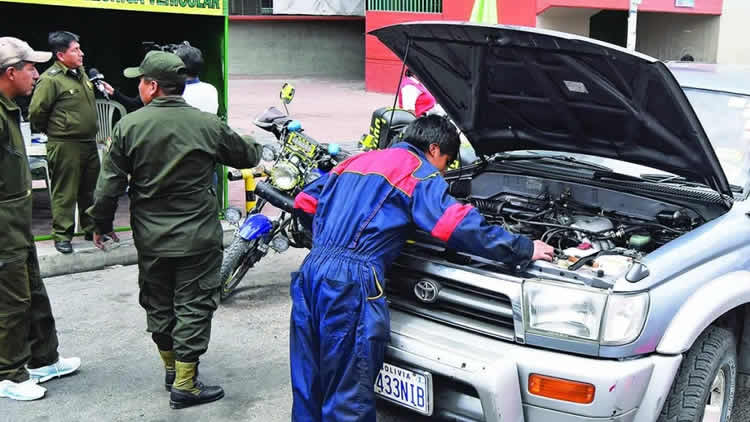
[174,44,218,114]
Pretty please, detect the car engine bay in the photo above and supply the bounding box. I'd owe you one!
[433,166,726,284]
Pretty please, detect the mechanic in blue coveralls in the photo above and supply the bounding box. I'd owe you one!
[290,115,555,421]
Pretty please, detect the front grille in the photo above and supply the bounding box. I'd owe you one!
[387,252,517,341]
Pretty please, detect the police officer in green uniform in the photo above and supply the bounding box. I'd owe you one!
[0,37,80,402]
[87,51,263,409]
[29,31,99,254]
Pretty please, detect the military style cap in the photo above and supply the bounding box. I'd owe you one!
[123,50,186,82]
[0,37,52,68]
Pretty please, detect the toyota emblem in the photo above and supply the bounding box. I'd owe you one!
[414,280,440,303]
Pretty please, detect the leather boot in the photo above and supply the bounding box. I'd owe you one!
[159,350,176,392]
[169,361,224,409]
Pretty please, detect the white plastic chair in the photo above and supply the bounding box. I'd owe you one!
[95,99,127,161]
[95,99,127,143]
[28,156,52,199]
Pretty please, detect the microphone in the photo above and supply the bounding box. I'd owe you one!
[87,68,109,99]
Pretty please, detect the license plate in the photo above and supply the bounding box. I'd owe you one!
[374,362,433,415]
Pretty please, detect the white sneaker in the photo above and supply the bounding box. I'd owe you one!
[27,356,81,384]
[0,379,47,401]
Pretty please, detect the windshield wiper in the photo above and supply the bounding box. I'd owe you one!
[640,173,743,193]
[496,154,613,172]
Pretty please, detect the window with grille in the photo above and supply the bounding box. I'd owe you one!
[367,0,442,13]
[229,0,273,15]
[260,0,273,14]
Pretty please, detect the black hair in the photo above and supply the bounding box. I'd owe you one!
[402,115,459,160]
[405,68,413,78]
[144,76,186,96]
[680,54,695,62]
[48,31,80,56]
[174,45,203,77]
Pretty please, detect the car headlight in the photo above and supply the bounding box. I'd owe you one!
[524,280,607,341]
[271,161,300,191]
[523,280,649,345]
[262,144,278,162]
[601,293,649,345]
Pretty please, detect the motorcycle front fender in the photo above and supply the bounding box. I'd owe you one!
[238,214,273,241]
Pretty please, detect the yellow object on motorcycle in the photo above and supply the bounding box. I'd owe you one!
[241,169,258,213]
[360,134,377,151]
[280,83,295,104]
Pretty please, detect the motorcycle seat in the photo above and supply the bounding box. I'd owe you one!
[254,107,289,130]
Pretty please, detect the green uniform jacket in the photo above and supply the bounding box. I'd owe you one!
[87,96,263,257]
[28,61,97,142]
[0,94,33,259]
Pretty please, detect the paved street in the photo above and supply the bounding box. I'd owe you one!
[2,251,747,421]
[1,249,422,422]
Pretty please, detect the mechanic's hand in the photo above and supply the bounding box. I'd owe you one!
[532,240,555,262]
[100,81,114,96]
[93,232,120,250]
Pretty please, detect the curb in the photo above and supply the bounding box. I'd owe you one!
[38,222,236,278]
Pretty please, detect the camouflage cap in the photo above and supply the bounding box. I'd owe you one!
[0,37,52,68]
[123,50,186,82]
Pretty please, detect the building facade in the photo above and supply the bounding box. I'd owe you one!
[227,0,748,93]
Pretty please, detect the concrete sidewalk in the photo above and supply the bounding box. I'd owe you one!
[35,224,237,279]
[32,77,394,278]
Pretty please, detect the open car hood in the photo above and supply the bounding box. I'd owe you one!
[371,22,732,196]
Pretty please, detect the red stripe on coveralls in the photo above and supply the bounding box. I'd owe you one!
[431,203,474,242]
[294,192,318,214]
[332,149,422,196]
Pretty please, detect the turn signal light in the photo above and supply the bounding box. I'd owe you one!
[528,374,595,404]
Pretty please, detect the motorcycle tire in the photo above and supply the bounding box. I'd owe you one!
[219,237,261,301]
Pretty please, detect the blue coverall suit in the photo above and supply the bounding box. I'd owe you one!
[290,142,534,421]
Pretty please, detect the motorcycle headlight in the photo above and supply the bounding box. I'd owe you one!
[262,144,278,162]
[523,280,649,345]
[271,161,300,191]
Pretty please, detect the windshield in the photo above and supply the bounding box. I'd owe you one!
[682,88,750,190]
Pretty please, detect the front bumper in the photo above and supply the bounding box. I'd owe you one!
[386,309,682,422]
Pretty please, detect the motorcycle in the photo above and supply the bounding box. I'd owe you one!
[220,83,349,301]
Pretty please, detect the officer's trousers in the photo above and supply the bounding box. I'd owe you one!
[290,247,390,422]
[46,140,100,241]
[0,247,59,383]
[137,249,222,362]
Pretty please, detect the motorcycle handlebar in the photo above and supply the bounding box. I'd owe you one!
[227,170,243,181]
[255,181,295,212]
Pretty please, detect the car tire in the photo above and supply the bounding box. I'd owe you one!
[659,325,737,422]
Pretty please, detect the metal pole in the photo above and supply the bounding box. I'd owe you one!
[627,0,641,51]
